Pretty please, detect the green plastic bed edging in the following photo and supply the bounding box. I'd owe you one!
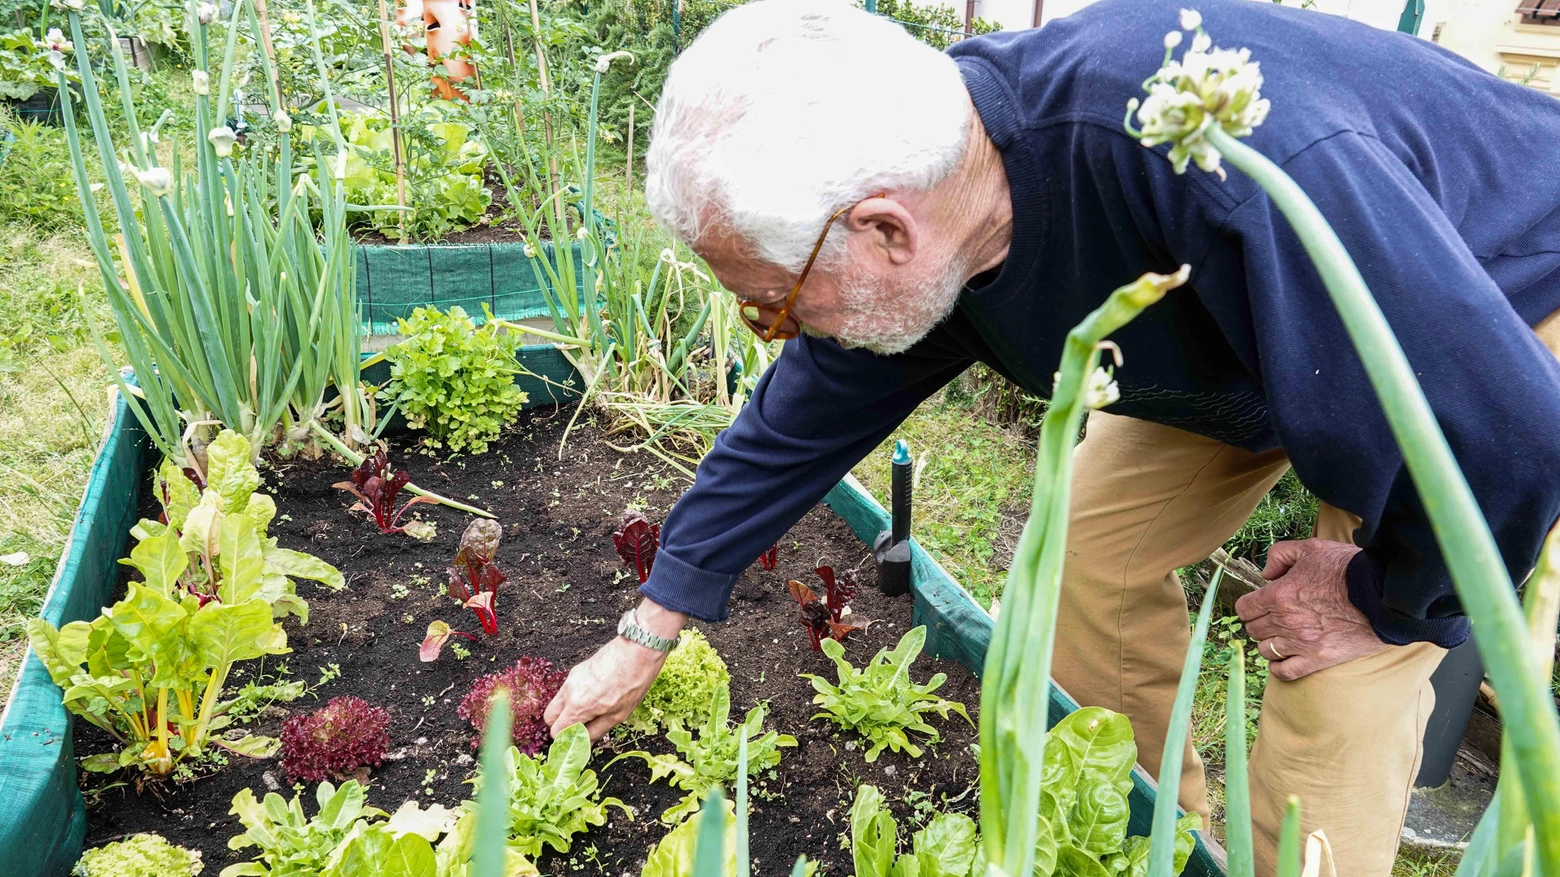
[356,232,611,336]
[821,475,1228,876]
[2,363,1224,877]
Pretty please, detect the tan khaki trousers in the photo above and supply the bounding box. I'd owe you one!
[1052,314,1560,877]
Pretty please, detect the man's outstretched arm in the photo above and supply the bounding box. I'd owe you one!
[546,331,973,736]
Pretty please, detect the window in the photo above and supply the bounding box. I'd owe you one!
[1517,0,1560,25]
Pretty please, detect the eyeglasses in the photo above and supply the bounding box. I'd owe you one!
[736,193,884,342]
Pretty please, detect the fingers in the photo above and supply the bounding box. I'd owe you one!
[585,714,620,742]
[543,685,565,727]
[1261,539,1309,581]
[1244,614,1281,641]
[1234,586,1274,623]
[1269,655,1320,682]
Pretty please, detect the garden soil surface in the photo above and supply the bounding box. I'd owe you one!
[79,403,983,876]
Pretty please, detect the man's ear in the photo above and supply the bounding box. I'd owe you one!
[846,196,918,266]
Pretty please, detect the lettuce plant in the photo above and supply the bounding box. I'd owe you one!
[787,564,864,649]
[302,108,493,242]
[612,685,796,823]
[640,796,737,877]
[332,446,437,534]
[613,510,660,584]
[448,519,506,636]
[457,656,567,754]
[223,779,459,877]
[800,626,970,762]
[850,784,979,877]
[279,696,392,783]
[460,723,630,859]
[380,306,528,455]
[628,628,730,734]
[77,833,202,877]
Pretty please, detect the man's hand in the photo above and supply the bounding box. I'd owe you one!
[1234,538,1389,682]
[544,598,687,740]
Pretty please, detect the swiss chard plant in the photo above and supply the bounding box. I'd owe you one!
[459,723,630,859]
[222,779,463,877]
[447,519,506,636]
[332,446,438,534]
[380,306,528,455]
[279,696,392,783]
[627,628,730,734]
[613,510,660,584]
[134,431,344,615]
[800,626,970,763]
[25,431,344,776]
[758,542,779,571]
[612,684,796,824]
[788,564,865,649]
[456,656,567,754]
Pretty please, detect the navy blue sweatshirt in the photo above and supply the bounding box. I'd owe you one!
[641,0,1560,648]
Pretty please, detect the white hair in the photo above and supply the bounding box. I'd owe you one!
[645,0,972,271]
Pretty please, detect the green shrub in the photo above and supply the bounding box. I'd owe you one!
[381,306,529,455]
[76,833,203,876]
[628,627,731,734]
[0,116,82,231]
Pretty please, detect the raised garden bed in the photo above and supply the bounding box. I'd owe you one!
[1,377,1226,877]
[78,406,985,875]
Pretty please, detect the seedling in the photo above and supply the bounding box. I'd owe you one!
[759,542,780,571]
[333,446,438,534]
[612,510,659,584]
[447,519,505,635]
[788,564,866,649]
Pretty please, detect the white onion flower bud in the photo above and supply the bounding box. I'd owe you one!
[135,167,174,198]
[50,0,85,11]
[1083,366,1121,410]
[207,125,237,158]
[192,70,210,95]
[1126,20,1270,179]
[273,109,292,133]
[522,242,536,258]
[575,226,589,241]
[1179,8,1202,30]
[1163,30,1182,50]
[594,50,633,74]
[196,2,218,24]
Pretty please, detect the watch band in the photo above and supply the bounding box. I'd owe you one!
[618,608,680,652]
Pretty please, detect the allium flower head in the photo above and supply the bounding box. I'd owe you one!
[43,28,71,69]
[1126,12,1269,179]
[594,50,633,74]
[135,167,174,197]
[1084,366,1121,409]
[208,125,237,158]
[191,70,210,95]
[273,109,292,133]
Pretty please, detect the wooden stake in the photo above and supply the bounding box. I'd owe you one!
[626,103,635,198]
[499,4,527,138]
[377,0,409,235]
[252,0,284,111]
[527,0,559,192]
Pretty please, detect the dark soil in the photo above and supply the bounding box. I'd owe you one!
[79,404,982,876]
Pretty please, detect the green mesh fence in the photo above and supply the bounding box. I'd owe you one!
[357,239,587,335]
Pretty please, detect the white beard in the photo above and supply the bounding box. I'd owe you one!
[816,255,970,356]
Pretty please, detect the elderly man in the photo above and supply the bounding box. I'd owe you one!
[543,0,1560,872]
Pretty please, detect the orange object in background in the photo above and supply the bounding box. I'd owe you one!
[397,0,476,101]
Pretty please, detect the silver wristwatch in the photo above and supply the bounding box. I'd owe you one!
[618,608,680,652]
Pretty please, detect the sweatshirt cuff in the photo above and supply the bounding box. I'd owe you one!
[1345,551,1469,648]
[639,550,741,623]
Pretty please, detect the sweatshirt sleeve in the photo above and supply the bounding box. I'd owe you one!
[1198,130,1560,648]
[639,332,974,621]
